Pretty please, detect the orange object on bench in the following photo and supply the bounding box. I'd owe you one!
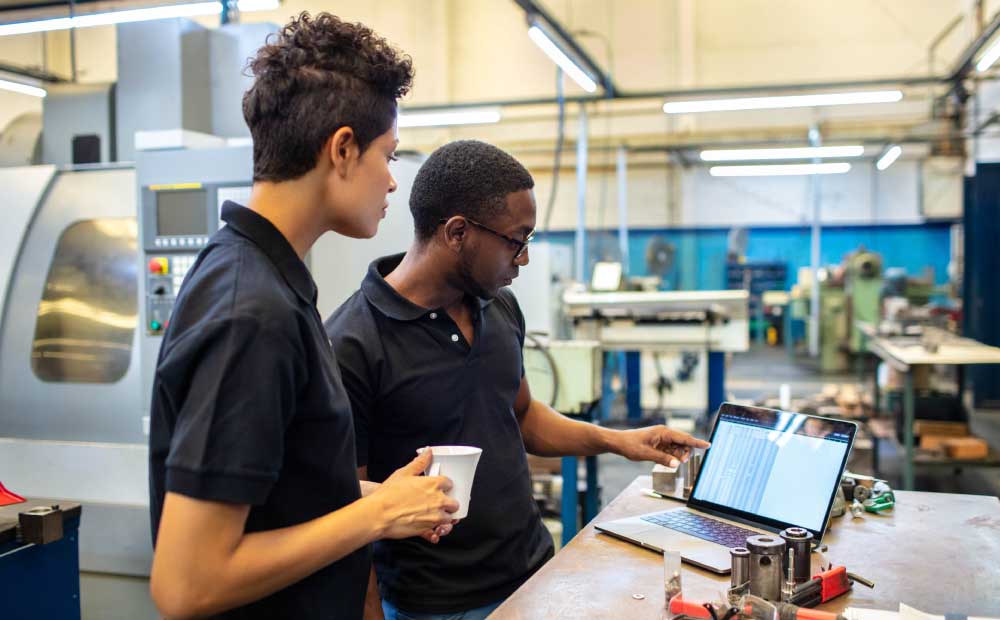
[0,480,26,507]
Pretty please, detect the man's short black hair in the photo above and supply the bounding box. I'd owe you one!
[242,12,413,183]
[410,140,535,241]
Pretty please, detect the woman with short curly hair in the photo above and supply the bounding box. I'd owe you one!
[148,13,459,620]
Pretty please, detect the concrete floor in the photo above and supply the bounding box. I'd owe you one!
[590,345,1000,511]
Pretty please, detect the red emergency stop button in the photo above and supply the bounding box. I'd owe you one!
[148,258,168,274]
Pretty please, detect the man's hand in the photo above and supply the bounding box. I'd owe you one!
[609,426,710,467]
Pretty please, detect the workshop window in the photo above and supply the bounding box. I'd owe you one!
[31,218,138,383]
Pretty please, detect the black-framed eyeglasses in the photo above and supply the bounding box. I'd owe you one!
[438,217,534,259]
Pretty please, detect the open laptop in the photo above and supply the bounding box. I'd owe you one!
[596,403,857,573]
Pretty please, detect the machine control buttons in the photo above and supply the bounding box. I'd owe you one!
[150,320,163,332]
[148,257,168,274]
[153,236,209,248]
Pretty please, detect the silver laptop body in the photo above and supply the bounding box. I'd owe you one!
[596,403,857,573]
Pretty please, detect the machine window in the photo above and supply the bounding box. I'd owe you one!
[32,218,138,383]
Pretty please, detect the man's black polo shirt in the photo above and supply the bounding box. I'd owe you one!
[325,254,554,613]
[149,202,369,620]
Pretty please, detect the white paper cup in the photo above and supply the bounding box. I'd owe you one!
[417,445,483,519]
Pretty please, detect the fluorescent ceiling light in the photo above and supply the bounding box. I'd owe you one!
[236,0,279,10]
[710,163,852,177]
[700,145,865,162]
[0,77,46,97]
[977,39,1000,72]
[0,17,72,35]
[876,145,902,171]
[527,24,597,93]
[664,90,903,114]
[0,0,277,37]
[398,107,502,128]
[73,2,222,28]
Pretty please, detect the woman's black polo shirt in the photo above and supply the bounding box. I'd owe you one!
[148,202,369,619]
[325,254,554,614]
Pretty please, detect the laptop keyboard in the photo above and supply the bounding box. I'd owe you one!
[640,510,759,548]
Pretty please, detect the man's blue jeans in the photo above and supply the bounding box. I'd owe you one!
[381,598,503,620]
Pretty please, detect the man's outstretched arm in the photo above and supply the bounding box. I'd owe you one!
[513,376,710,466]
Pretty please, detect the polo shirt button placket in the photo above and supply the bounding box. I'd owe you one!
[429,312,438,319]
[451,334,460,343]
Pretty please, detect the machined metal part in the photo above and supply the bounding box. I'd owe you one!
[729,546,751,604]
[664,549,683,603]
[840,476,856,496]
[847,572,876,589]
[18,505,63,545]
[830,486,846,518]
[850,499,865,519]
[781,549,796,602]
[747,534,786,602]
[779,527,813,584]
[852,484,872,502]
[683,453,703,499]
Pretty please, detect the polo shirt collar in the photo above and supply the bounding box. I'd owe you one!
[221,201,318,305]
[362,253,493,321]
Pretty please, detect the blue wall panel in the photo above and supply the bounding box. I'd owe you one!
[537,222,953,291]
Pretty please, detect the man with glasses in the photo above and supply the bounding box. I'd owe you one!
[325,140,708,620]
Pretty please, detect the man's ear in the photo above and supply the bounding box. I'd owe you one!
[328,126,358,176]
[442,217,469,253]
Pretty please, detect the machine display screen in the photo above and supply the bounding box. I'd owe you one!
[156,190,208,236]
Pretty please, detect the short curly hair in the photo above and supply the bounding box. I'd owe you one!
[410,140,535,241]
[242,12,414,182]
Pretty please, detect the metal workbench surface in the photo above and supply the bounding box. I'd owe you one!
[490,476,1000,619]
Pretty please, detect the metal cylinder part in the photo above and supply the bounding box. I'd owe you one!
[779,527,813,584]
[729,547,751,604]
[682,453,703,499]
[840,476,856,499]
[746,534,786,602]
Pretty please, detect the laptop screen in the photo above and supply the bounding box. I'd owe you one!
[689,403,856,536]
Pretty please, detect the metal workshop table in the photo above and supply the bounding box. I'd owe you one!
[490,476,1000,619]
[865,331,1000,490]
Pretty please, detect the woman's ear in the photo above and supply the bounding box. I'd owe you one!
[329,126,358,176]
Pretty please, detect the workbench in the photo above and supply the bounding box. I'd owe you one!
[860,325,1000,490]
[490,476,1000,619]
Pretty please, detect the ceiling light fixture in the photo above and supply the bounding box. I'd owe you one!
[527,22,598,93]
[709,163,852,177]
[876,145,902,171]
[700,145,865,162]
[976,37,1000,72]
[398,107,502,128]
[0,0,278,37]
[664,90,903,114]
[0,77,46,97]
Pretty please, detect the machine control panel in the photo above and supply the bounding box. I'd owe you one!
[145,253,198,334]
[141,183,249,336]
